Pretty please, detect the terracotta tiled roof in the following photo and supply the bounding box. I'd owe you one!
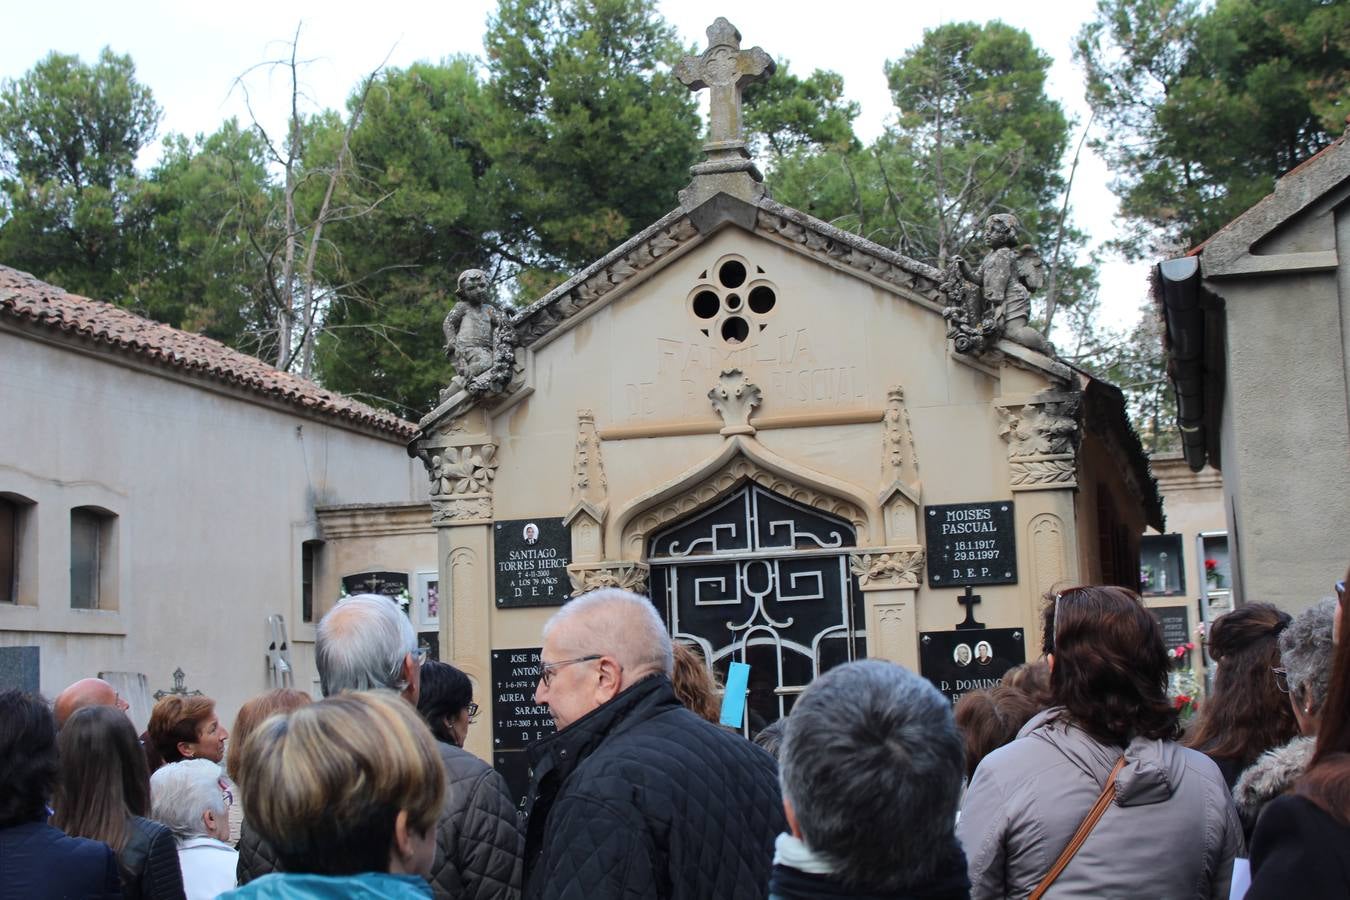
[0,265,415,440]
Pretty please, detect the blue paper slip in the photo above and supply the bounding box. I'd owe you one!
[720,661,750,728]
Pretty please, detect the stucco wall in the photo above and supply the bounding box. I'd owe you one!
[1216,269,1349,611]
[0,328,421,730]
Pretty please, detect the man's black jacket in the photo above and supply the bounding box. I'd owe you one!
[522,674,785,900]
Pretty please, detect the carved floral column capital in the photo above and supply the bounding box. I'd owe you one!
[567,561,651,597]
[996,392,1081,491]
[426,443,498,525]
[849,547,924,592]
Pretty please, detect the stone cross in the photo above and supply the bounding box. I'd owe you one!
[675,17,775,154]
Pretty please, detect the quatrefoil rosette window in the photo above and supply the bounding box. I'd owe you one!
[686,254,778,344]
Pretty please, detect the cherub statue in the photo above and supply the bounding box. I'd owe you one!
[440,268,517,405]
[941,214,1055,356]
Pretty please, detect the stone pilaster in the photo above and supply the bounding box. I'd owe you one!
[851,547,922,671]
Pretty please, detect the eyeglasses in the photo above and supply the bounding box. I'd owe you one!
[1336,581,1345,598]
[466,702,479,722]
[1051,586,1091,645]
[535,655,602,687]
[1272,666,1291,694]
[218,777,235,807]
[412,647,429,665]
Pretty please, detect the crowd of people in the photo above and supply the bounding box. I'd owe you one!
[2,573,1348,899]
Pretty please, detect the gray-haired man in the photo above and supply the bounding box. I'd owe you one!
[771,660,970,898]
[523,588,785,900]
[239,595,524,900]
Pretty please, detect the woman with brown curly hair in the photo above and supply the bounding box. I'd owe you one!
[671,642,721,724]
[958,585,1241,898]
[1184,602,1298,788]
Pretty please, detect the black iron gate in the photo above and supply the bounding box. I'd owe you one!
[647,482,866,734]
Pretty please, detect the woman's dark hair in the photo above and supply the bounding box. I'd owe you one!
[416,660,473,745]
[955,686,1043,780]
[1185,603,1296,769]
[1297,565,1350,824]
[51,705,149,852]
[1044,584,1180,746]
[0,690,59,828]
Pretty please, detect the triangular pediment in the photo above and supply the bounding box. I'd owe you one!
[512,191,950,353]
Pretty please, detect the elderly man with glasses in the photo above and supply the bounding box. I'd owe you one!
[522,588,785,900]
[237,594,524,900]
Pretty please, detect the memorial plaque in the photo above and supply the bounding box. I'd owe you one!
[341,571,409,598]
[1151,605,1190,662]
[494,517,571,608]
[919,627,1026,705]
[491,648,555,750]
[924,501,1017,588]
[491,647,556,812]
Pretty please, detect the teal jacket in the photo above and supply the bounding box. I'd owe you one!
[222,872,433,899]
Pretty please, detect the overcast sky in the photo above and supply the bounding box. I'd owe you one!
[3,0,1148,332]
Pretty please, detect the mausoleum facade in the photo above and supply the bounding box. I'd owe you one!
[410,20,1160,790]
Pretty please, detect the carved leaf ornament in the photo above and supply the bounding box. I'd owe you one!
[849,550,924,587]
[437,445,498,494]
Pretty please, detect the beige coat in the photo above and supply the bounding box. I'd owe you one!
[957,709,1242,899]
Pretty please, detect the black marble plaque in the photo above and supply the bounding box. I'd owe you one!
[341,571,409,598]
[924,501,1017,588]
[919,627,1026,705]
[1152,605,1191,663]
[494,750,532,814]
[494,517,571,608]
[491,647,556,813]
[490,648,555,752]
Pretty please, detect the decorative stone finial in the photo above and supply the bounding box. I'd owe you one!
[708,369,762,435]
[566,409,609,526]
[675,18,776,209]
[940,214,1056,357]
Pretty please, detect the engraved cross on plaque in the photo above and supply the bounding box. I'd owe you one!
[955,586,986,631]
[675,17,775,154]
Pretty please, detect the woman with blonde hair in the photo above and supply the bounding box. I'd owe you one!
[221,690,445,899]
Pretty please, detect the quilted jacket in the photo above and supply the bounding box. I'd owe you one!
[522,674,785,900]
[120,815,187,900]
[236,819,280,886]
[234,744,522,900]
[429,740,524,900]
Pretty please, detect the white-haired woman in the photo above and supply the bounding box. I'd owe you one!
[150,759,238,900]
